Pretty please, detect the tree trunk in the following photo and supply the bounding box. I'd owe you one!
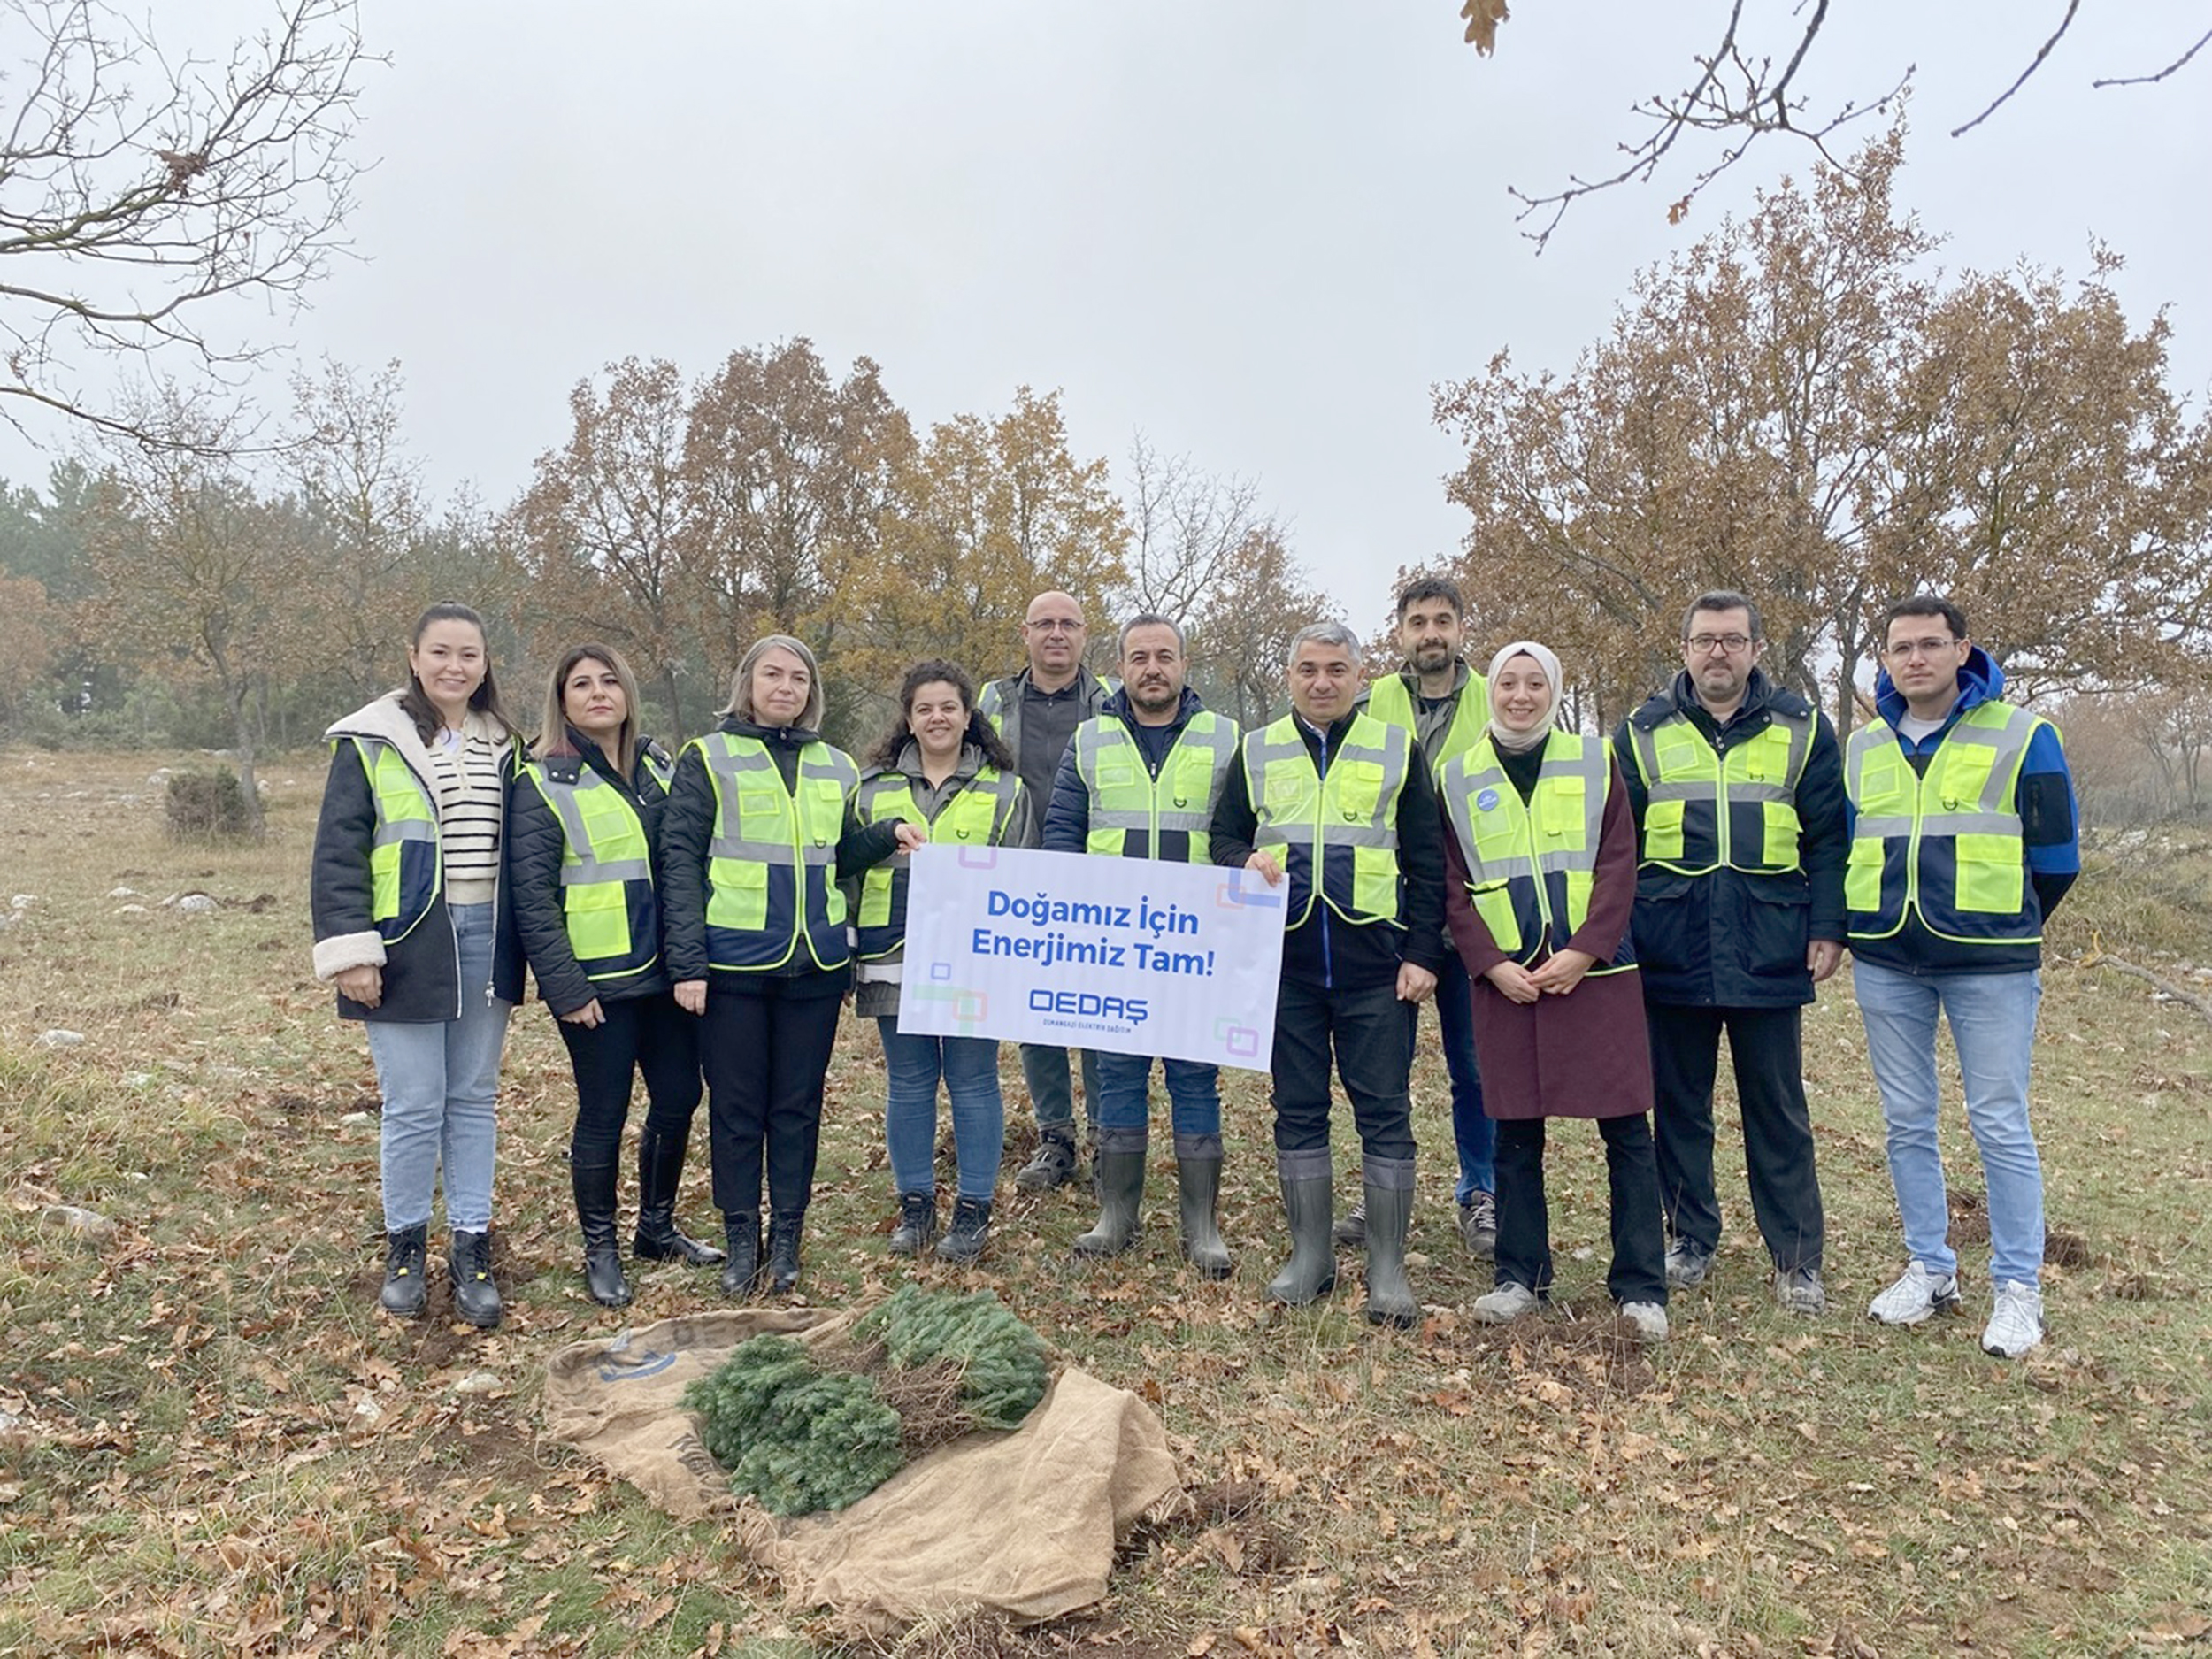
[233,673,267,838]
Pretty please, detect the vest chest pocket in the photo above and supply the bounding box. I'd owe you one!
[1540,776,1586,840]
[1094,757,1138,792]
[1932,745,1998,811]
[1333,767,1382,821]
[1263,772,1310,810]
[737,787,787,833]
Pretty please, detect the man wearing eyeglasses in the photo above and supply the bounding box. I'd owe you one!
[979,591,1118,1191]
[1847,595,2078,1361]
[1612,590,1846,1317]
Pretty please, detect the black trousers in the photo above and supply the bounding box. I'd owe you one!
[1493,1113,1667,1305]
[1647,1002,1825,1271]
[557,992,703,1164]
[700,983,842,1218]
[1270,978,1417,1162]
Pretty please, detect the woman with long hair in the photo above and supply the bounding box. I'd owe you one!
[854,660,1036,1263]
[509,643,723,1310]
[1436,641,1669,1341]
[659,635,922,1297]
[311,602,526,1328]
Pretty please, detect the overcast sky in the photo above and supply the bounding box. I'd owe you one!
[11,3,2209,631]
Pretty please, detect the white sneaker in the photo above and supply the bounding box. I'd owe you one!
[1866,1261,1962,1325]
[1471,1282,1540,1325]
[1981,1282,2045,1359]
[1618,1300,1669,1342]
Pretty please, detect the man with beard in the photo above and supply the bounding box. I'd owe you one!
[1042,615,1240,1276]
[979,590,1118,1192]
[1350,576,1496,1259]
[1611,590,1846,1316]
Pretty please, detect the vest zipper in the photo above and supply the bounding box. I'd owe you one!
[1315,725,1333,990]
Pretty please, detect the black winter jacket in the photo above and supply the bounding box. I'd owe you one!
[1611,671,1848,1009]
[657,717,904,995]
[309,693,526,1023]
[507,729,676,1018]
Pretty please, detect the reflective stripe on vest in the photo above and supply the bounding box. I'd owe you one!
[1075,710,1237,863]
[349,737,441,943]
[1439,731,1632,971]
[690,733,860,972]
[1243,713,1409,927]
[1844,701,2044,946]
[526,762,658,983]
[853,767,1022,958]
[979,673,1120,757]
[1628,707,1812,875]
[1363,670,1490,775]
[641,744,674,797]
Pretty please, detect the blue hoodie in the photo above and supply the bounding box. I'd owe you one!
[1845,645,2079,975]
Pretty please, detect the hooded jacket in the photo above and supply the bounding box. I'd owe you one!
[309,692,526,1023]
[1845,646,2078,976]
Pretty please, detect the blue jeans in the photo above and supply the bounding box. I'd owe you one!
[878,1019,1004,1202]
[1432,950,1495,1201]
[365,902,511,1233]
[1853,958,2045,1289]
[1094,1050,1220,1137]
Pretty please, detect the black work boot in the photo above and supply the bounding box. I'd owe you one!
[572,1156,632,1310]
[888,1191,938,1256]
[1072,1127,1147,1257]
[1266,1148,1338,1305]
[449,1229,503,1329]
[718,1212,760,1298]
[1174,1132,1233,1280]
[1333,1200,1368,1248]
[380,1223,428,1317]
[936,1197,993,1263]
[1362,1157,1419,1328]
[632,1125,725,1265]
[765,1211,805,1295]
[1014,1125,1079,1192]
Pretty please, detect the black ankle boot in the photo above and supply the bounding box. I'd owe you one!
[449,1229,503,1329]
[572,1156,632,1310]
[765,1211,804,1295]
[380,1223,428,1317]
[888,1191,938,1256]
[632,1126,725,1265]
[935,1197,992,1263]
[718,1212,760,1298]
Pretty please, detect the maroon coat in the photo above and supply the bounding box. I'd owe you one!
[1441,750,1654,1122]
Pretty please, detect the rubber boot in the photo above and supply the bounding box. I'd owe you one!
[936,1197,992,1263]
[632,1125,725,1265]
[449,1229,503,1329]
[765,1211,804,1295]
[1072,1127,1147,1257]
[1266,1148,1338,1305]
[1362,1157,1419,1328]
[1174,1133,1233,1280]
[380,1223,428,1317]
[718,1212,760,1298]
[572,1155,633,1309]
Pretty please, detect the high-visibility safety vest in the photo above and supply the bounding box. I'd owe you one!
[1242,713,1411,928]
[1625,706,1813,876]
[852,766,1024,958]
[1844,701,2047,946]
[1439,731,1634,972]
[641,741,674,795]
[1363,669,1490,774]
[1073,710,1238,863]
[978,672,1119,755]
[687,732,861,972]
[342,737,441,944]
[522,757,661,989]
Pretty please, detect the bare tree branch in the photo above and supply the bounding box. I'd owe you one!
[1949,0,2080,136]
[2093,25,2212,88]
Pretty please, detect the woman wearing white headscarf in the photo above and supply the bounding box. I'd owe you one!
[1435,641,1668,1340]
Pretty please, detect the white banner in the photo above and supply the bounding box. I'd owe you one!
[895,843,1288,1071]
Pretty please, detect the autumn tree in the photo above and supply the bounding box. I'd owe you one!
[0,571,59,730]
[0,0,369,443]
[829,387,1126,730]
[1433,131,2212,736]
[511,357,696,729]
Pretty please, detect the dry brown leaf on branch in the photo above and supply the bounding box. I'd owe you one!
[1461,0,1509,54]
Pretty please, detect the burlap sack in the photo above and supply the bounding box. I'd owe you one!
[541,1309,1179,1631]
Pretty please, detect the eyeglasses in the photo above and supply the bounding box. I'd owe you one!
[1025,618,1085,634]
[1685,634,1755,655]
[1884,637,1962,661]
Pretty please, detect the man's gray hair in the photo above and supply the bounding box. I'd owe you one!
[1286,620,1363,671]
[1118,613,1187,657]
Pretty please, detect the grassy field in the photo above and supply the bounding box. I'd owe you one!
[2,749,2208,1658]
